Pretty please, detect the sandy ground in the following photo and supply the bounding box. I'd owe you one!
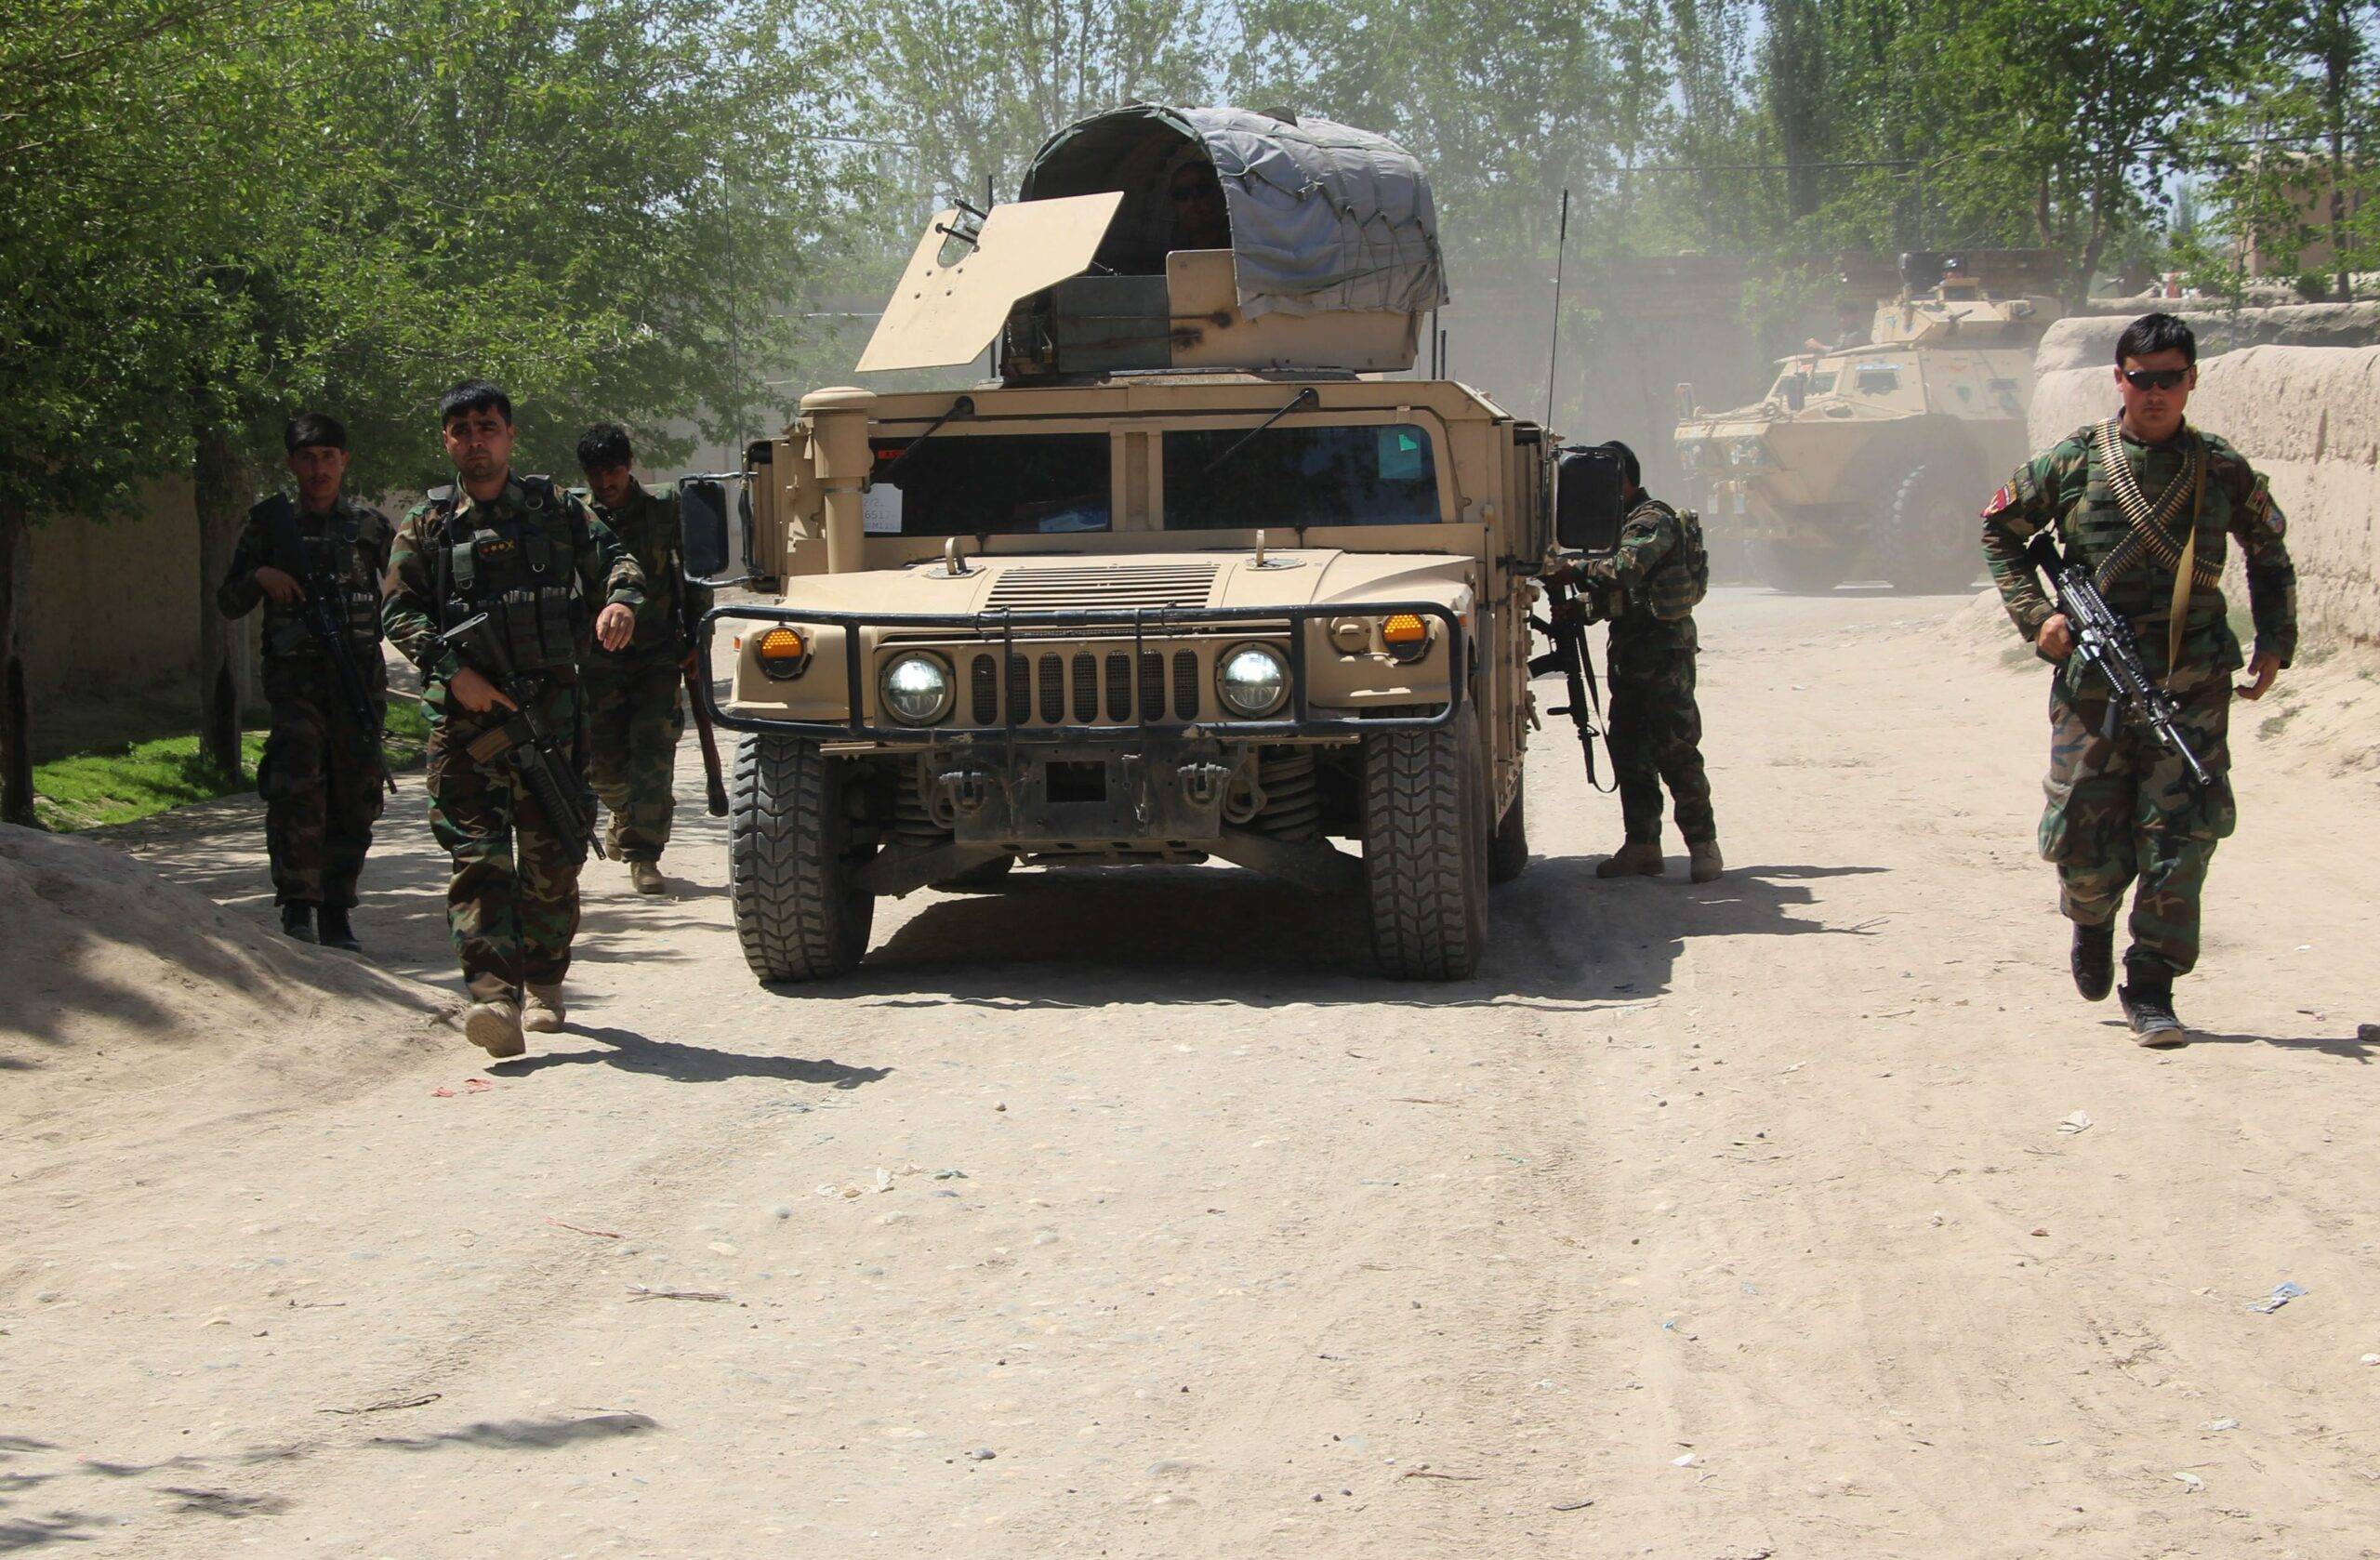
[5,586,2379,1559]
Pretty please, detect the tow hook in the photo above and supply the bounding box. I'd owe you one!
[1178,760,1232,808]
[934,768,992,816]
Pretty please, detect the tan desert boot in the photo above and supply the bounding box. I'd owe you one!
[1594,841,1664,879]
[1688,840,1725,884]
[465,999,525,1058]
[522,984,567,1034]
[629,861,667,895]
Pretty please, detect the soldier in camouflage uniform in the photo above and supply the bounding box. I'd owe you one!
[383,381,645,1058]
[215,413,392,951]
[1552,441,1723,883]
[1980,313,2296,1045]
[575,425,710,894]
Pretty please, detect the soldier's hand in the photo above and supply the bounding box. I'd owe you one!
[2037,613,2076,662]
[595,602,635,652]
[2235,651,2281,701]
[253,565,305,605]
[448,666,518,715]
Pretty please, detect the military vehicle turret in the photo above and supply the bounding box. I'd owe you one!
[679,105,1624,984]
[1673,253,2061,592]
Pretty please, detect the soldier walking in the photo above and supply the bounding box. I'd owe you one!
[384,381,645,1057]
[215,413,393,951]
[575,425,709,894]
[1980,313,2296,1045]
[1553,441,1723,883]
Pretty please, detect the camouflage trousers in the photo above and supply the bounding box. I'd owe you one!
[585,657,685,863]
[257,657,385,908]
[1607,635,1716,847]
[2039,668,2236,978]
[426,682,588,1001]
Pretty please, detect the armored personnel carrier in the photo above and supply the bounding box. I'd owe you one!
[1673,255,2060,592]
[680,105,1622,983]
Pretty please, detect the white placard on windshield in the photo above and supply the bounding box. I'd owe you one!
[862,484,905,535]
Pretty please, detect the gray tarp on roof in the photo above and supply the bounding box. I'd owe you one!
[1021,104,1448,320]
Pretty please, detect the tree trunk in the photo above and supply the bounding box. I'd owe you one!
[2326,34,2350,302]
[0,500,33,826]
[192,422,248,781]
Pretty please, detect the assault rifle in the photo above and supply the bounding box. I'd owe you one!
[439,612,606,864]
[2026,534,2211,787]
[1527,571,1621,791]
[295,552,397,795]
[674,558,728,818]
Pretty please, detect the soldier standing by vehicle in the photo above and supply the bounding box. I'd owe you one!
[384,381,644,1057]
[1552,441,1723,884]
[575,425,709,893]
[1979,312,2296,1046]
[215,413,393,951]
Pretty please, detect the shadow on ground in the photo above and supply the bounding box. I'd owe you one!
[772,856,1887,1012]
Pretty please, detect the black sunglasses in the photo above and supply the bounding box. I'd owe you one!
[2122,367,2188,391]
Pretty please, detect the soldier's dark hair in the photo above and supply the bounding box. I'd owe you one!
[284,412,347,454]
[575,423,634,472]
[2115,312,2196,367]
[438,378,512,427]
[1599,440,1642,491]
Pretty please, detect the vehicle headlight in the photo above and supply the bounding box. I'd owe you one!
[879,651,954,725]
[1215,643,1289,719]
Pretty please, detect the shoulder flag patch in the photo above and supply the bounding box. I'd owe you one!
[1980,483,2016,520]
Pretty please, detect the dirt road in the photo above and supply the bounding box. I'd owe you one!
[6,587,2378,1558]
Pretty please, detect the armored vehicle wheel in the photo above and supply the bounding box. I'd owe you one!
[1489,787,1529,884]
[1363,708,1488,980]
[729,733,875,982]
[1757,541,1846,594]
[1886,464,1984,593]
[932,855,1015,892]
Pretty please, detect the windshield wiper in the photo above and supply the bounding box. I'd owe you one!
[876,394,975,483]
[1198,387,1320,479]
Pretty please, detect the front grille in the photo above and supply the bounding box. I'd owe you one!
[893,632,1285,729]
[985,562,1219,611]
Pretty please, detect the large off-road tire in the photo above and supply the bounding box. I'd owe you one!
[1363,707,1488,980]
[1488,786,1529,885]
[1757,540,1847,594]
[729,732,874,982]
[1885,464,1984,594]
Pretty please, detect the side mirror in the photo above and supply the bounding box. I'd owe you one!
[1554,445,1627,555]
[679,477,733,579]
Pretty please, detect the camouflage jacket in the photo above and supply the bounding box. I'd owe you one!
[215,495,394,663]
[382,473,644,714]
[582,481,712,668]
[1981,419,2297,681]
[1579,494,1696,654]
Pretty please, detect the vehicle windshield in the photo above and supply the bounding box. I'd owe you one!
[1161,424,1440,529]
[865,433,1111,535]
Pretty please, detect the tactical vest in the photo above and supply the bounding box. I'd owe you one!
[430,478,586,674]
[2067,420,2230,619]
[1640,501,1711,624]
[261,498,383,659]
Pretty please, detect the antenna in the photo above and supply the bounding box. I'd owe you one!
[1542,189,1570,429]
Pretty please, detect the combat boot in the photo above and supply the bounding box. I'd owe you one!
[1687,840,1724,884]
[629,861,667,895]
[2070,920,2115,1002]
[281,902,316,944]
[1594,841,1664,879]
[316,906,362,953]
[465,998,525,1058]
[522,983,567,1034]
[2117,966,2187,1048]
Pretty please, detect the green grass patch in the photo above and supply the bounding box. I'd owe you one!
[32,698,431,833]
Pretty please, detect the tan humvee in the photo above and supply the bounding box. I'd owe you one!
[685,107,1613,982]
[1673,254,2061,592]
